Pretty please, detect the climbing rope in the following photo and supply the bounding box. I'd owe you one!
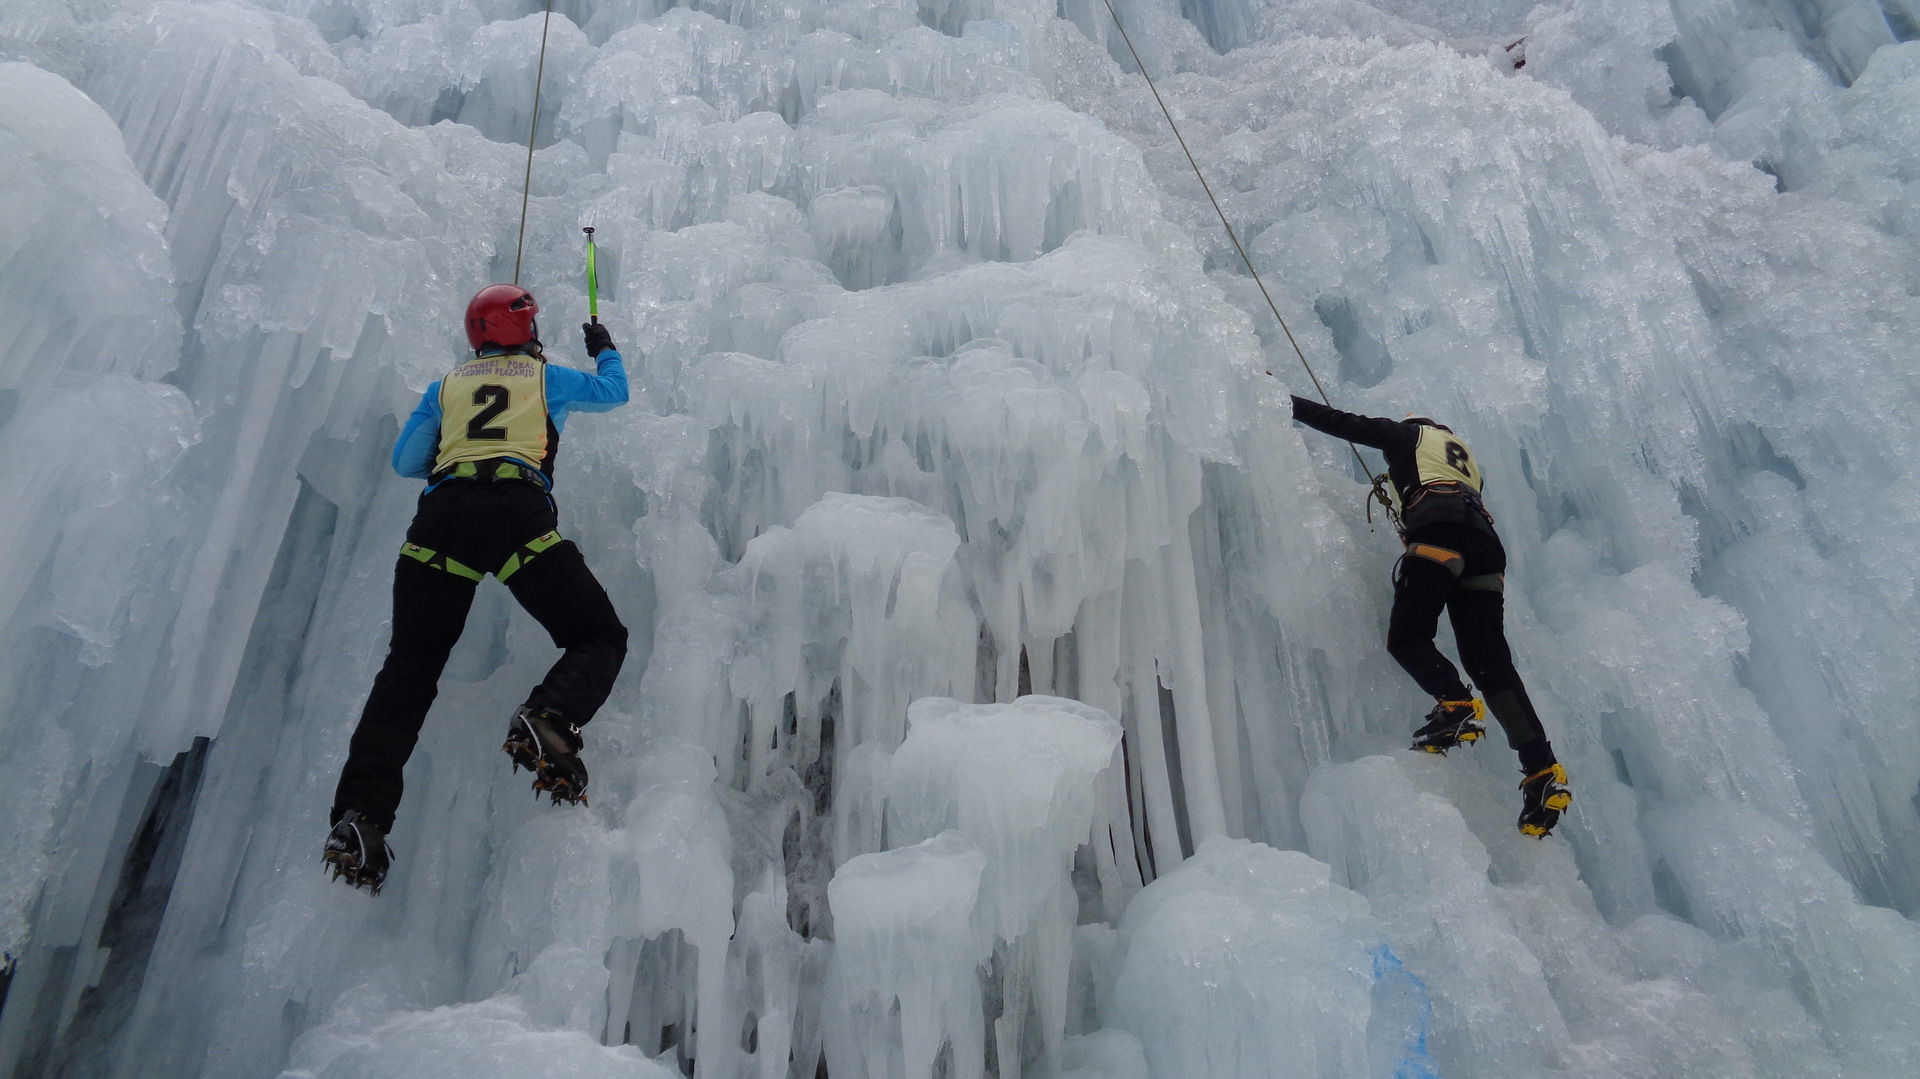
[512,0,558,285]
[1096,1,1400,531]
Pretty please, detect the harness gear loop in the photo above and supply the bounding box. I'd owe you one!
[1367,473,1403,534]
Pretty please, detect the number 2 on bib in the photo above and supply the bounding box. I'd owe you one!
[468,384,509,440]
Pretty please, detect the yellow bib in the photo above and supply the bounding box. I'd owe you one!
[434,354,550,476]
[1389,427,1484,514]
[1412,426,1482,491]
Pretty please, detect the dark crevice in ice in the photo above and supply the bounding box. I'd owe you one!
[1156,679,1195,861]
[47,739,211,1079]
[1651,857,1695,925]
[1658,41,1719,120]
[1053,629,1079,699]
[1119,697,1158,882]
[975,622,999,702]
[1180,0,1255,54]
[1315,293,1394,389]
[1888,5,1920,42]
[919,0,967,37]
[787,688,837,942]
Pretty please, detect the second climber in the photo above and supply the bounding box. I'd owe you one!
[1290,396,1572,838]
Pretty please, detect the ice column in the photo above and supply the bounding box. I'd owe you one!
[824,831,991,1079]
[608,742,738,1075]
[879,695,1122,1075]
[0,58,190,968]
[688,492,975,814]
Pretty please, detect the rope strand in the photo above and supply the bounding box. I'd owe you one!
[1097,0,1394,526]
[512,0,557,285]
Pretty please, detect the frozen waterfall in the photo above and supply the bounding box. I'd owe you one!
[2,0,1918,1076]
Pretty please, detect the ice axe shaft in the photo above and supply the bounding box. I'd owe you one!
[583,226,599,323]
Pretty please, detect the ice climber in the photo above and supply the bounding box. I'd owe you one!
[1289,397,1572,837]
[324,285,630,892]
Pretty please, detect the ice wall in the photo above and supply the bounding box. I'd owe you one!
[2,1,1918,1077]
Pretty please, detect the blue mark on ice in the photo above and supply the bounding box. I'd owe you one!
[1368,943,1441,1079]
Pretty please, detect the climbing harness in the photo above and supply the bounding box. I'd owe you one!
[498,530,564,583]
[398,529,563,585]
[432,459,545,486]
[1398,479,1495,531]
[512,0,559,285]
[1096,0,1399,529]
[1404,543,1466,576]
[401,541,484,583]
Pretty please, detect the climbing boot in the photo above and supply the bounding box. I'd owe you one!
[1517,763,1573,837]
[323,810,394,894]
[503,705,589,807]
[1410,699,1486,755]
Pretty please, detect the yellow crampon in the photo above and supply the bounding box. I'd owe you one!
[1518,763,1573,837]
[1411,698,1487,755]
[1449,699,1486,746]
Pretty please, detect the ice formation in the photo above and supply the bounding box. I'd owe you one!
[2,0,1918,1077]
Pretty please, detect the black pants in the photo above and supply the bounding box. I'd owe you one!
[1385,523,1554,770]
[331,482,627,832]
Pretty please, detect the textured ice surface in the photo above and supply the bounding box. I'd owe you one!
[825,831,991,1079]
[4,0,1920,1077]
[1110,837,1380,1079]
[0,58,192,964]
[279,993,679,1078]
[878,696,1123,1072]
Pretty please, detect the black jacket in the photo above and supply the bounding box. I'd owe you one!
[1290,396,1496,538]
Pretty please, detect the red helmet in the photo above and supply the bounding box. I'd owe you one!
[465,284,540,350]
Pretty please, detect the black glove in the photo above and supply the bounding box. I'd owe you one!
[582,320,615,358]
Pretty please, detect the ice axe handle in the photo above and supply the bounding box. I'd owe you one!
[583,227,599,324]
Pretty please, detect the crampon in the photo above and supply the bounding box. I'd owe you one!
[323,810,393,894]
[1517,763,1573,838]
[1410,698,1486,755]
[503,705,589,807]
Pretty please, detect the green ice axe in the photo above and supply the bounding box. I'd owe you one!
[583,226,599,323]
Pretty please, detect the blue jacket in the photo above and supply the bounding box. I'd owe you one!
[392,349,628,488]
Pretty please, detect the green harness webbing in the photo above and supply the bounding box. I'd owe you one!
[400,530,563,584]
[400,542,484,582]
[437,459,537,484]
[498,530,563,582]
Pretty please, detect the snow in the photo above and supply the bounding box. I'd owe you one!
[3,0,1920,1077]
